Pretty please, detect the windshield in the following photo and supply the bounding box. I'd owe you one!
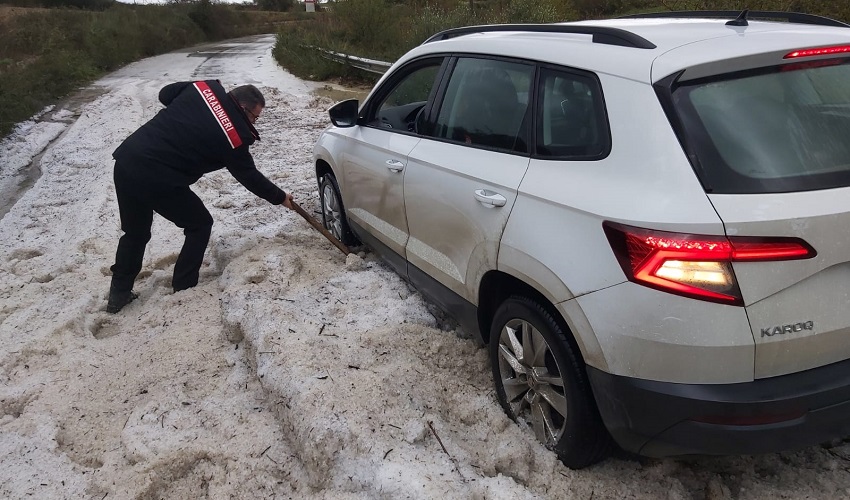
[672,58,850,193]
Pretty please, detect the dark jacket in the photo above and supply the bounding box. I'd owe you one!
[113,80,285,205]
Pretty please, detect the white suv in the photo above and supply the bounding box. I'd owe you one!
[312,10,850,468]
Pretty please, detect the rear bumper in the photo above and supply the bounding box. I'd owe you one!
[588,358,850,457]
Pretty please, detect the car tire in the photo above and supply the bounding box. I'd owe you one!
[490,295,613,469]
[319,173,358,246]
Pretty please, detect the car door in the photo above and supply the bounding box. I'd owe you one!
[341,58,445,270]
[403,56,534,304]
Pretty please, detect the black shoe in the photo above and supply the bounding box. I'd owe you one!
[107,289,138,313]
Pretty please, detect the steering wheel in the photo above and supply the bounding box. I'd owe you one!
[406,105,425,133]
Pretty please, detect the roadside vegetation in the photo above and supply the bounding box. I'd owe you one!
[0,0,298,137]
[4,0,850,138]
[272,0,850,83]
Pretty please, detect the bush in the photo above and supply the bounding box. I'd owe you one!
[500,0,560,23]
[0,2,289,137]
[273,25,370,81]
[327,0,411,58]
[255,0,295,12]
[571,0,622,17]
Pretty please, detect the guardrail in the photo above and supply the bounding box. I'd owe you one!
[309,46,393,75]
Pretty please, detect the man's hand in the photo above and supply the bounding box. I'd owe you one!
[282,192,294,210]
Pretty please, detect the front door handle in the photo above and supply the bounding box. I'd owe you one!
[385,159,405,172]
[474,189,507,207]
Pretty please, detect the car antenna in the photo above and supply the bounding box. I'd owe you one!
[726,9,749,26]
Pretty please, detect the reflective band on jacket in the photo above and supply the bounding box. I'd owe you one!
[193,81,242,149]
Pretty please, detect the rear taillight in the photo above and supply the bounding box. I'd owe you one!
[603,222,816,306]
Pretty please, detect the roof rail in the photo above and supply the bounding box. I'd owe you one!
[422,24,657,49]
[620,10,850,28]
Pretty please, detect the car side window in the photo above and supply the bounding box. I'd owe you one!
[536,67,609,159]
[432,58,533,152]
[367,61,442,133]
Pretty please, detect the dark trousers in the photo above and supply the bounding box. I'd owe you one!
[110,161,213,293]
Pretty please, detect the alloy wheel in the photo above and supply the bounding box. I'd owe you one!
[496,318,569,448]
[321,182,343,240]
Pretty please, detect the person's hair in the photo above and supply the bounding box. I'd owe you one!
[230,85,265,109]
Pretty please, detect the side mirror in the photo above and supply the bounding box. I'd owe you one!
[328,99,359,128]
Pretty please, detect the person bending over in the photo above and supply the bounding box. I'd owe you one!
[107,81,292,313]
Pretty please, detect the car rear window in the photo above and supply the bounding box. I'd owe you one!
[672,58,850,194]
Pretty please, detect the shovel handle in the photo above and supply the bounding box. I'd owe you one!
[291,200,351,256]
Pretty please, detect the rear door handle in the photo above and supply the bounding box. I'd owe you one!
[386,159,405,172]
[474,189,507,207]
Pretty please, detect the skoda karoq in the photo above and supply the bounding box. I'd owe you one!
[313,11,850,468]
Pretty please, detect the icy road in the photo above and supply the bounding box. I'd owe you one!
[1,34,849,499]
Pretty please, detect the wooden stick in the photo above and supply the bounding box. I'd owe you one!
[291,200,351,255]
[427,420,451,458]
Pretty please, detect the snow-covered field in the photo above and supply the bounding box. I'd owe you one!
[2,34,850,499]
